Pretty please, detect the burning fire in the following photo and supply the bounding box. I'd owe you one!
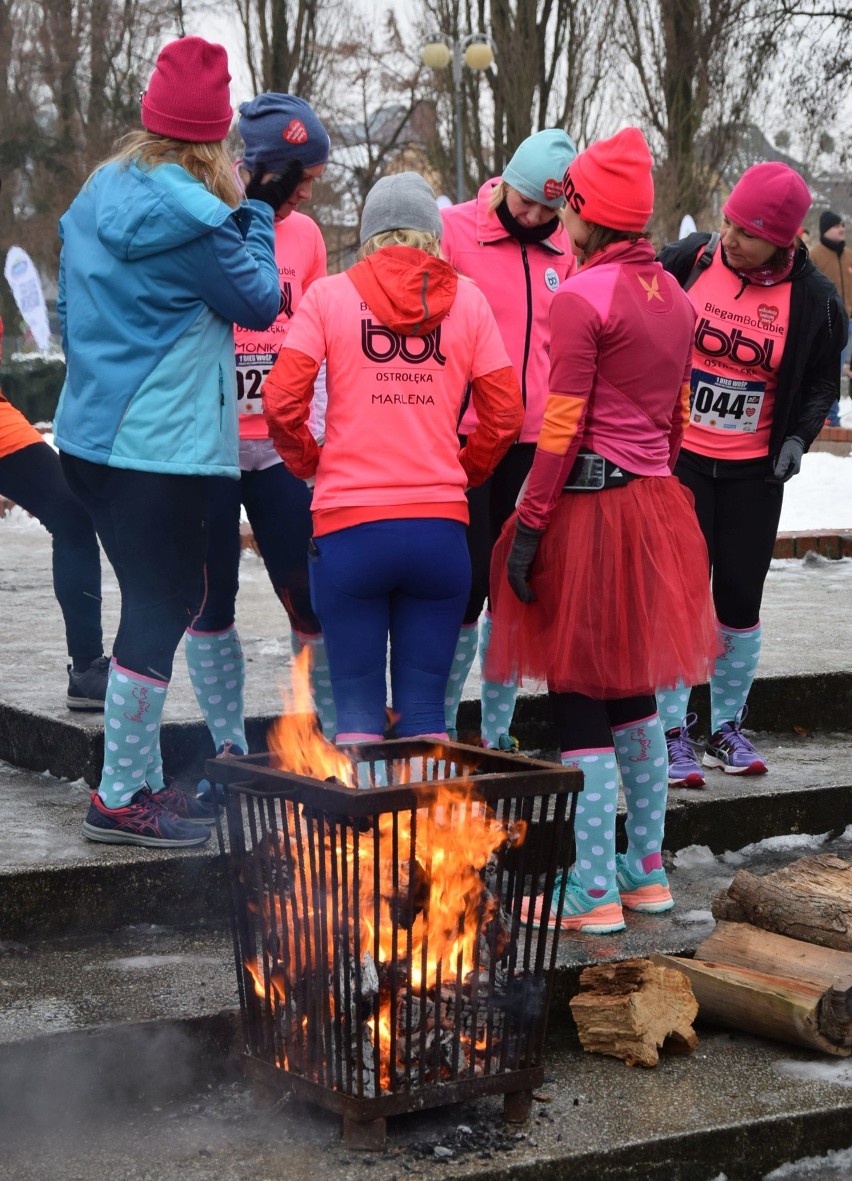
[267,646,355,785]
[248,646,528,1089]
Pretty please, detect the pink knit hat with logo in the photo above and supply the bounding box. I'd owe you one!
[723,162,812,248]
[562,127,654,232]
[141,37,233,143]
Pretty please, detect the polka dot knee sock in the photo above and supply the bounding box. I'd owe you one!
[612,713,668,876]
[479,613,519,748]
[655,681,691,734]
[711,622,762,733]
[99,663,168,809]
[443,622,478,736]
[185,625,247,755]
[292,631,337,740]
[561,749,618,896]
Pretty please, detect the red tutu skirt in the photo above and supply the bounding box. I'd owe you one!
[487,477,719,698]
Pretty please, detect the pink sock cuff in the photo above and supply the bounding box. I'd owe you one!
[717,620,761,634]
[642,852,663,872]
[611,713,660,734]
[111,661,168,688]
[560,746,615,760]
[335,732,383,744]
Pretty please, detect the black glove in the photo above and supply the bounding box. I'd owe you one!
[507,520,544,604]
[773,435,805,482]
[244,159,304,211]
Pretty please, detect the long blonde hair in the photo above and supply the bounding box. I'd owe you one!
[96,130,242,208]
[358,228,443,260]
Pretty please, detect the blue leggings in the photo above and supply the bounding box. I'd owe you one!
[194,465,319,634]
[310,519,471,738]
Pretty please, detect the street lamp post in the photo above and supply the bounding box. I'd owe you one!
[421,34,494,204]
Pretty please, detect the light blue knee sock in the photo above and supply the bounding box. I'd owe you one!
[655,682,692,734]
[100,664,168,808]
[479,613,519,748]
[185,626,247,755]
[292,631,337,739]
[561,749,619,896]
[611,713,668,877]
[711,622,762,732]
[443,622,479,736]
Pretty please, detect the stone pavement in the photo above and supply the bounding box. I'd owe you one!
[1,518,852,1180]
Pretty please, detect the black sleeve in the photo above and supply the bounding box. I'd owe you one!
[792,287,848,450]
[657,233,712,286]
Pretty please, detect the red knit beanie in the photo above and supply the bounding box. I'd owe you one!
[723,162,812,248]
[562,127,654,232]
[141,37,233,143]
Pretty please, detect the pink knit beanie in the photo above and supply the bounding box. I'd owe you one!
[723,163,812,248]
[562,127,654,232]
[141,37,233,143]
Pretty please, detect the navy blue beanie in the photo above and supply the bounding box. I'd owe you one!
[238,93,330,172]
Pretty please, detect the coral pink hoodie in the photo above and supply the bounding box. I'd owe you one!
[262,246,524,536]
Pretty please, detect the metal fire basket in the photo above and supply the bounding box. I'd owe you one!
[211,739,580,1149]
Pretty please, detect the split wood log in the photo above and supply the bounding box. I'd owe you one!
[654,951,852,1057]
[569,958,699,1067]
[696,920,852,992]
[712,853,852,952]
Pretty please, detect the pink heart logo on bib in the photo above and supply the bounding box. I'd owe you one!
[757,304,778,324]
[745,407,756,416]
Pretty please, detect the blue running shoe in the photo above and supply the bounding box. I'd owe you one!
[150,781,216,824]
[196,740,245,804]
[615,853,674,913]
[83,790,211,848]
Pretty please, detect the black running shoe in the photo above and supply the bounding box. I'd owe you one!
[67,655,110,711]
[82,789,211,847]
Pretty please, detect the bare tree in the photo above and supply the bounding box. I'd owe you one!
[233,0,341,101]
[615,0,790,241]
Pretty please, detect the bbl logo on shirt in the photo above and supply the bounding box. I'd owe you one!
[544,267,560,293]
[361,319,446,365]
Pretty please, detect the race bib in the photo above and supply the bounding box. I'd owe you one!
[689,368,765,434]
[236,350,276,415]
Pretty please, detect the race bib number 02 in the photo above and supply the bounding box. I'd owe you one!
[236,351,276,415]
[689,368,765,434]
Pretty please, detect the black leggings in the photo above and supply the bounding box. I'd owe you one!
[549,692,657,752]
[0,441,103,662]
[60,454,208,681]
[463,441,535,624]
[674,449,783,629]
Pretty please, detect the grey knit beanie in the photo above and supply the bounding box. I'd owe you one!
[359,173,443,245]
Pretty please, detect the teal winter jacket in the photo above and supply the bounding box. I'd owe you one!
[54,160,280,478]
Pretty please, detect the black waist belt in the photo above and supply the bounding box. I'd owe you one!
[563,450,641,492]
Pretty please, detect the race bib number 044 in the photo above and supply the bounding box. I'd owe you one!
[689,368,765,434]
[236,351,276,415]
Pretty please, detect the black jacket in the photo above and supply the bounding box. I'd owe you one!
[660,232,848,465]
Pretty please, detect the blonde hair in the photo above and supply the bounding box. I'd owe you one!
[574,221,645,261]
[96,130,242,208]
[358,228,443,260]
[488,180,508,212]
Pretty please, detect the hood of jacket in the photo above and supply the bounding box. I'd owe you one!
[347,246,458,336]
[85,160,241,262]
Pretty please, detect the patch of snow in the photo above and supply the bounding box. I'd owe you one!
[765,1146,852,1179]
[673,844,718,869]
[774,1058,852,1089]
[722,832,831,865]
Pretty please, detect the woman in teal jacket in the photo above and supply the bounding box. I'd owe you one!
[53,37,282,849]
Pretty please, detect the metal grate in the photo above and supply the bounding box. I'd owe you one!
[211,739,579,1148]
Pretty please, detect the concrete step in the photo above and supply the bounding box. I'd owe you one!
[2,729,850,942]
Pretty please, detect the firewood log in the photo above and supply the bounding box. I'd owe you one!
[569,958,699,1067]
[654,952,852,1056]
[712,853,852,952]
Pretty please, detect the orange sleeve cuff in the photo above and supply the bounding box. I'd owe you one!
[536,393,586,455]
[261,347,322,479]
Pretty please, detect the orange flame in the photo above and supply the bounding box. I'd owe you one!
[267,646,355,785]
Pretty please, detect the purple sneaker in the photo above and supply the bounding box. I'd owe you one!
[703,720,768,776]
[665,713,705,788]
